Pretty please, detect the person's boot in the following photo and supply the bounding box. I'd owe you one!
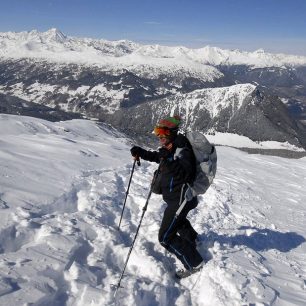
[175,260,204,279]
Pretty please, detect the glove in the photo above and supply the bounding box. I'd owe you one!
[158,147,171,160]
[130,146,143,158]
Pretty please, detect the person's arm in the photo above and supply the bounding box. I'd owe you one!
[130,146,160,163]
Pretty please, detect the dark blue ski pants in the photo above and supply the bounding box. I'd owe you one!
[158,196,203,270]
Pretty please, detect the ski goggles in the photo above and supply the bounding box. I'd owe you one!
[153,126,171,138]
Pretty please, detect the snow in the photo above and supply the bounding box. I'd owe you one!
[2,83,261,118]
[1,29,306,79]
[207,132,305,151]
[166,84,256,119]
[0,82,129,114]
[0,29,222,82]
[0,114,306,305]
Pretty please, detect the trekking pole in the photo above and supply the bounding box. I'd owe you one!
[114,163,161,298]
[118,157,140,230]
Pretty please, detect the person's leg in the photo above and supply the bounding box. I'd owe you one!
[158,198,203,269]
[177,197,199,244]
[177,219,198,241]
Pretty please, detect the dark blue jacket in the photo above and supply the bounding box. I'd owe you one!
[139,134,196,203]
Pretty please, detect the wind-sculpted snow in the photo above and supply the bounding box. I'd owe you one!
[0,114,306,305]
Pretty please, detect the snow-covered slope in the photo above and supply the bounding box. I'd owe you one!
[0,114,306,305]
[1,82,255,116]
[1,29,306,70]
[163,83,257,119]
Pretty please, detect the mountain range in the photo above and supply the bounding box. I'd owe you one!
[0,29,306,149]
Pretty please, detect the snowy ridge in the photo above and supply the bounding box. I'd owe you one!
[1,29,306,71]
[0,29,221,81]
[164,83,256,119]
[0,114,306,305]
[1,81,129,114]
[0,82,256,116]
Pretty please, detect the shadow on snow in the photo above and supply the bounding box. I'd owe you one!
[206,226,306,253]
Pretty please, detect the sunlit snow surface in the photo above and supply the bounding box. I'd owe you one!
[0,114,306,306]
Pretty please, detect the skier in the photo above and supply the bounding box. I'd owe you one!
[130,115,204,278]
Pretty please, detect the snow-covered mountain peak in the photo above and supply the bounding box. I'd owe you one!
[43,27,67,42]
[0,28,67,44]
[1,29,306,68]
[254,48,266,54]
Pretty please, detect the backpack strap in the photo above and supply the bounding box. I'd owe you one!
[175,198,187,217]
[175,183,194,217]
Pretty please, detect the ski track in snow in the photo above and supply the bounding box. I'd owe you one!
[0,115,306,305]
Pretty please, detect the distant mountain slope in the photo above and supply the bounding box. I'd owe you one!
[111,84,306,149]
[0,93,83,121]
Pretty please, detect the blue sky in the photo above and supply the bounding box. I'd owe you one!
[0,0,306,55]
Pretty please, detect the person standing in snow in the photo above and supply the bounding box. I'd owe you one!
[130,116,204,278]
